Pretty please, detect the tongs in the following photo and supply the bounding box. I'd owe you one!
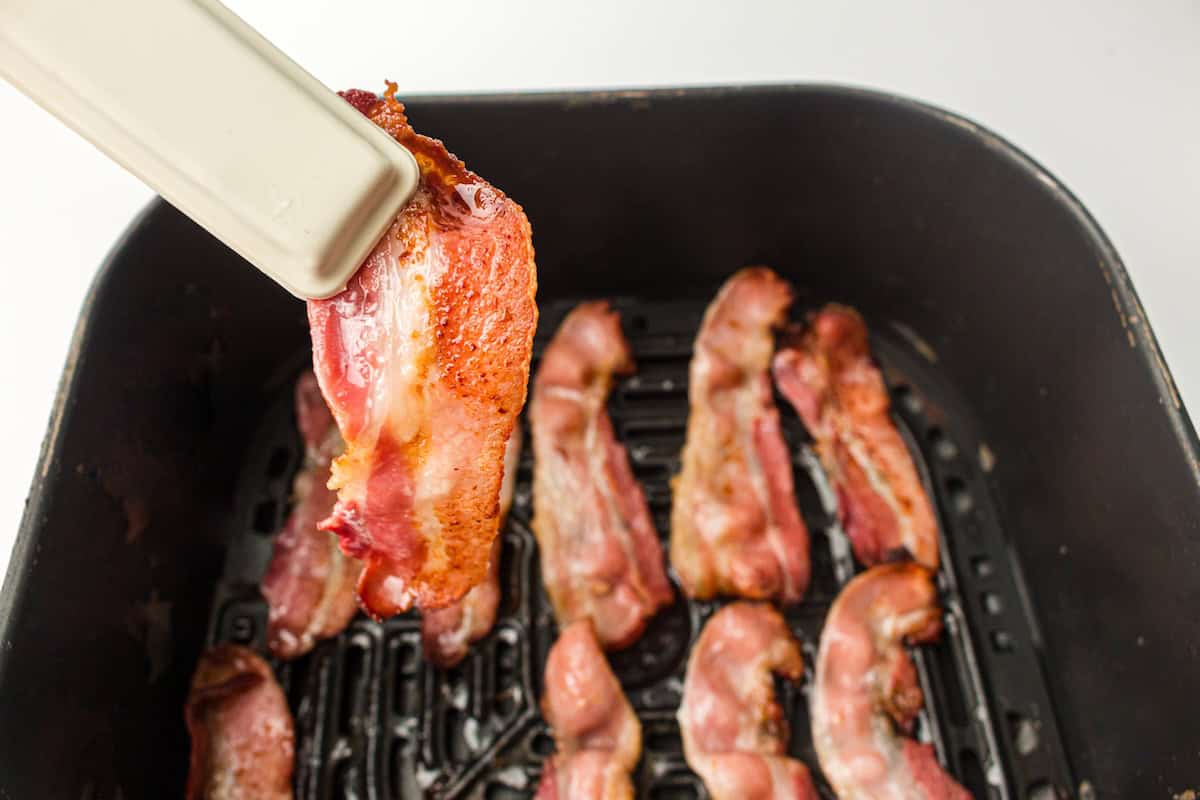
[0,0,419,299]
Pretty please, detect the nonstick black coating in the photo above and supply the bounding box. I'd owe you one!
[1,86,1196,799]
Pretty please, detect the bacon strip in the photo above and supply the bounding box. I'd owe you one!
[811,563,971,799]
[678,603,820,800]
[530,302,673,649]
[185,645,294,800]
[535,620,641,800]
[670,267,811,603]
[420,424,521,667]
[772,304,939,569]
[308,85,538,617]
[261,372,360,659]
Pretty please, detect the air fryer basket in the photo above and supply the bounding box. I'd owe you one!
[2,87,1197,800]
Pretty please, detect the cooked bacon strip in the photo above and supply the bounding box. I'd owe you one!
[420,424,521,667]
[670,267,811,603]
[812,563,971,799]
[772,304,939,569]
[185,645,294,800]
[307,85,538,617]
[678,603,820,800]
[261,372,360,660]
[530,302,673,649]
[535,620,640,800]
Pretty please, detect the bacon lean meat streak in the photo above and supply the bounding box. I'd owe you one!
[260,372,360,660]
[185,645,294,800]
[812,563,971,799]
[530,302,673,649]
[535,621,641,800]
[678,603,820,800]
[670,267,811,604]
[772,304,939,569]
[420,424,522,667]
[307,85,538,618]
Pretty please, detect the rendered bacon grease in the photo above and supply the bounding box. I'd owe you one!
[185,645,294,800]
[420,424,522,667]
[773,304,940,569]
[670,267,811,603]
[260,372,359,659]
[530,302,673,649]
[812,563,971,799]
[536,620,641,799]
[678,603,819,800]
[308,85,538,618]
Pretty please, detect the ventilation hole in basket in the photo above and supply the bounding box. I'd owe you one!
[229,614,256,645]
[393,660,420,717]
[390,737,418,798]
[971,555,994,578]
[957,748,989,798]
[286,655,312,711]
[1027,781,1062,800]
[944,477,973,514]
[443,707,471,763]
[644,724,683,755]
[928,427,958,461]
[266,446,291,478]
[991,630,1016,653]
[531,730,556,757]
[982,592,1004,615]
[1007,711,1040,756]
[930,636,969,726]
[252,499,278,534]
[339,644,368,735]
[395,639,420,676]
[649,783,700,800]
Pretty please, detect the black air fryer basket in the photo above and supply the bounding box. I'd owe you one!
[1,86,1196,799]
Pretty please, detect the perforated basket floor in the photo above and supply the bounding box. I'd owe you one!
[206,297,1076,800]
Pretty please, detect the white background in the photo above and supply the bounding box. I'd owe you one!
[2,0,1198,578]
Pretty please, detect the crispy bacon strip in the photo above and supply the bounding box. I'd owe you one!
[772,304,939,569]
[420,424,521,667]
[261,372,360,659]
[530,302,673,649]
[308,85,538,617]
[812,563,971,799]
[536,620,640,800]
[670,268,811,603]
[185,645,294,800]
[678,603,820,800]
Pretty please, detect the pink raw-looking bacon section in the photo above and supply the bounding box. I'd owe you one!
[530,302,673,650]
[420,424,522,667]
[261,372,360,660]
[185,645,294,800]
[772,304,939,569]
[670,267,811,604]
[812,563,971,800]
[678,603,820,800]
[535,621,640,800]
[308,85,538,618]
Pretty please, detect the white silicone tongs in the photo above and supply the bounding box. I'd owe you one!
[0,0,420,299]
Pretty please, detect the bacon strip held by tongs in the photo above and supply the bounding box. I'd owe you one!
[772,304,939,569]
[535,620,641,800]
[185,645,294,800]
[678,603,820,800]
[530,302,673,649]
[811,563,971,799]
[261,372,359,660]
[670,267,811,604]
[420,423,522,667]
[308,85,538,618]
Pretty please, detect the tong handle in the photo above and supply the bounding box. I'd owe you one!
[0,0,419,299]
